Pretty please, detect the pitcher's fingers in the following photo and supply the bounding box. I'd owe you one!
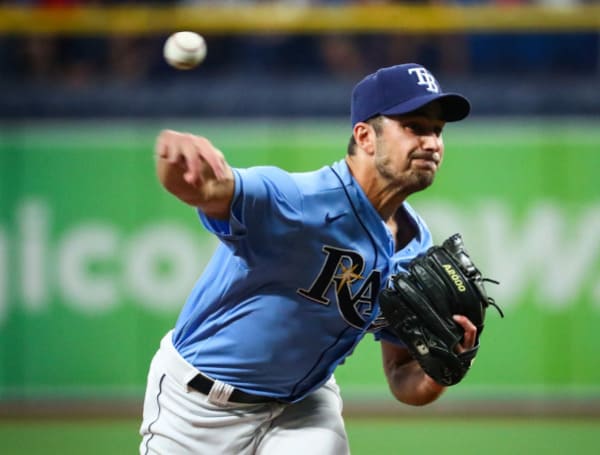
[183,169,199,186]
[181,139,203,184]
[167,142,182,164]
[194,137,226,180]
[157,130,185,162]
[452,315,477,349]
[155,135,170,159]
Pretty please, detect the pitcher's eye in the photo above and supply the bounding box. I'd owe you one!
[407,122,440,136]
[405,122,425,135]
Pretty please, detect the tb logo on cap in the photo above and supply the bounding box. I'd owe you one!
[408,67,439,93]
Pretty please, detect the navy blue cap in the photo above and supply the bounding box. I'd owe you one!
[351,63,470,126]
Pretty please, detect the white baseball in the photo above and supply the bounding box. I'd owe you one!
[163,31,207,70]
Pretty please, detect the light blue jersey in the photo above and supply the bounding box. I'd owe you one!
[172,159,432,402]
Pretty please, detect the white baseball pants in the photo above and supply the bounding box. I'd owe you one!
[139,331,350,455]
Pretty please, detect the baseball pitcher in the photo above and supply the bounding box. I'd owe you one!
[139,63,501,455]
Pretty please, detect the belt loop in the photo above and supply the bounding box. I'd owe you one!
[207,379,235,406]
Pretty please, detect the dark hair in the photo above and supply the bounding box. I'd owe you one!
[347,115,384,155]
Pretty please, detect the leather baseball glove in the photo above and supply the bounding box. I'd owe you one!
[379,233,503,386]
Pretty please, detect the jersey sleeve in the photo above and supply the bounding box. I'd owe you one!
[196,168,246,239]
[198,166,303,250]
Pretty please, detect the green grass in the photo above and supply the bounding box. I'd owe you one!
[0,419,140,454]
[346,418,599,455]
[0,417,598,455]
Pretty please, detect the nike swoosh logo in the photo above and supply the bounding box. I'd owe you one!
[325,212,347,224]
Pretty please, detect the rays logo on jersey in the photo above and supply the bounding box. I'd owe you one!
[297,245,387,331]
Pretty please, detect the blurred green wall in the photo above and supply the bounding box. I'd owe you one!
[1,118,599,401]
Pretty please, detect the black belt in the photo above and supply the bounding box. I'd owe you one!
[188,374,279,404]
